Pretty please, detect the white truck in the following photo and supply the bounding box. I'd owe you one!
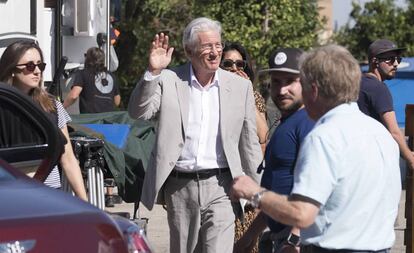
[0,0,114,111]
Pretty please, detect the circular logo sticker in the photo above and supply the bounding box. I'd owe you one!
[95,72,114,94]
[274,52,287,65]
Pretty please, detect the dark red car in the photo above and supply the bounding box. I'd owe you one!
[0,83,152,253]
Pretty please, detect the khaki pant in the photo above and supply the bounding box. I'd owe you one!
[164,171,235,253]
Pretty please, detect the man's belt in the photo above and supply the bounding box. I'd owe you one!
[302,245,390,253]
[170,168,230,180]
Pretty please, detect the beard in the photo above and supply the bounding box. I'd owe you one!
[383,72,396,80]
[273,98,303,117]
[379,66,397,80]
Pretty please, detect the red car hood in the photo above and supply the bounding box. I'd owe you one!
[0,178,128,253]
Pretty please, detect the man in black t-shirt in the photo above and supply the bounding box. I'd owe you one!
[67,69,120,113]
[358,74,394,123]
[63,47,121,207]
[63,47,121,113]
[357,38,414,170]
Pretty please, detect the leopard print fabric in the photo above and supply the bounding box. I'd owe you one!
[254,90,266,113]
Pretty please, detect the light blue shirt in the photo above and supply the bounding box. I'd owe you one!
[292,102,401,250]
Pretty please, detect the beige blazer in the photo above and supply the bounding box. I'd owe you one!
[128,63,262,210]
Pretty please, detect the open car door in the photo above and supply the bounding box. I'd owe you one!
[0,83,65,181]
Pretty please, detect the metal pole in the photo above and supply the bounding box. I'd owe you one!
[88,166,96,206]
[405,104,414,253]
[106,0,110,69]
[96,167,105,210]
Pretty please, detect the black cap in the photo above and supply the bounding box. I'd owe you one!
[368,39,405,59]
[262,48,303,74]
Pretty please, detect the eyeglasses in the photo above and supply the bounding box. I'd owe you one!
[199,42,224,53]
[377,56,402,65]
[221,59,246,70]
[15,62,46,72]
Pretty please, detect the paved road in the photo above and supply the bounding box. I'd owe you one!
[108,190,407,253]
[108,202,170,252]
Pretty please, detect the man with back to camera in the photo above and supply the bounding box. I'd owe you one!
[63,47,121,113]
[231,45,401,252]
[63,47,121,208]
[234,48,314,253]
[127,17,262,253]
[358,38,414,171]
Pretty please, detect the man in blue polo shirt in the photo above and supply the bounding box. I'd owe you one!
[234,48,314,253]
[358,39,414,171]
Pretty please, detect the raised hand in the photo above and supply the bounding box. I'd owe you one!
[148,33,174,75]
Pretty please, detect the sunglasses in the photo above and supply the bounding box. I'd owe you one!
[377,56,402,65]
[221,59,246,70]
[15,62,47,72]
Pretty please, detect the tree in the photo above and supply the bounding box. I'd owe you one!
[334,0,414,62]
[194,0,322,68]
[114,0,323,103]
[114,0,193,102]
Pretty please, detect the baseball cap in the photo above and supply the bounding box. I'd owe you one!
[262,48,303,74]
[368,39,405,59]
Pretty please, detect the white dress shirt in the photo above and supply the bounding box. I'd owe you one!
[175,65,228,171]
[143,65,228,172]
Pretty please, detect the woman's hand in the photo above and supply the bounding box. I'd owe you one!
[234,69,250,80]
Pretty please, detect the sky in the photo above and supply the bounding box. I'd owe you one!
[332,0,407,30]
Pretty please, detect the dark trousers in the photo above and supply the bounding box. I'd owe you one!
[301,245,390,253]
[258,228,291,253]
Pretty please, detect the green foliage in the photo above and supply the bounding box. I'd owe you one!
[194,0,322,68]
[334,0,414,62]
[114,0,323,103]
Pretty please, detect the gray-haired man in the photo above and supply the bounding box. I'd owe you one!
[128,17,262,253]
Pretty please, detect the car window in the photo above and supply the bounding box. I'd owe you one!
[0,102,47,148]
[0,165,16,181]
[0,83,65,182]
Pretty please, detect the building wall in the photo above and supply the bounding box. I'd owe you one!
[317,0,333,44]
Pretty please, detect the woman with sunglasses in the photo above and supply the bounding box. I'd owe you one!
[221,42,268,253]
[0,40,87,201]
[221,42,268,154]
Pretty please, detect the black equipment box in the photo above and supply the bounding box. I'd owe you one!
[70,136,105,175]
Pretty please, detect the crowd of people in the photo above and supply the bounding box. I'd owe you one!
[0,15,408,253]
[127,17,404,253]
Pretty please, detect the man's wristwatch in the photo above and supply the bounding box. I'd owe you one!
[250,189,268,209]
[286,233,301,247]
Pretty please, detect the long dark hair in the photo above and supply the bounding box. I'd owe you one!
[0,40,55,112]
[222,41,255,81]
[84,47,107,75]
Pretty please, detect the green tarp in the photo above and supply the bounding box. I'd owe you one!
[68,111,155,203]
